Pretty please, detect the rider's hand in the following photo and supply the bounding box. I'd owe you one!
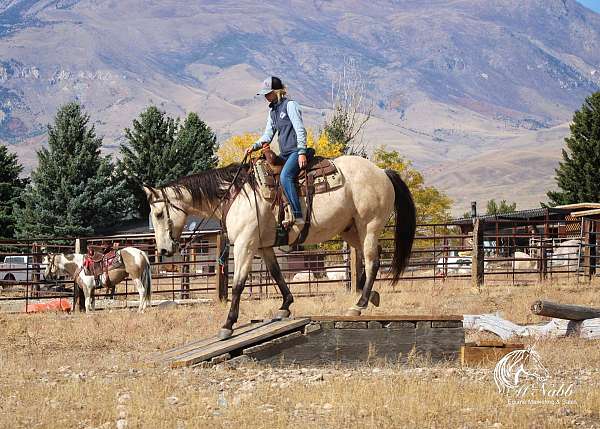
[298,154,307,169]
[245,146,254,156]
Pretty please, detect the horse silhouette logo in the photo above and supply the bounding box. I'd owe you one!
[493,347,549,394]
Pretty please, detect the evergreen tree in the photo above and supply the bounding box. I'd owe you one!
[15,102,134,238]
[0,144,26,238]
[486,199,517,215]
[177,112,218,172]
[548,92,600,205]
[119,107,217,217]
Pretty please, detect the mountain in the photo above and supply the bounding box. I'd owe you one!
[1,0,600,213]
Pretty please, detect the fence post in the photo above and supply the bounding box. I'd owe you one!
[539,238,548,282]
[350,246,363,293]
[75,238,87,254]
[471,219,484,291]
[215,233,229,302]
[31,242,41,287]
[583,219,595,280]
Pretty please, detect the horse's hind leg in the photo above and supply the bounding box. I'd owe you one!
[346,224,382,316]
[259,247,293,318]
[83,284,93,312]
[134,278,146,312]
[341,228,378,306]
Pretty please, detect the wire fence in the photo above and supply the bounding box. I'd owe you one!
[0,216,596,313]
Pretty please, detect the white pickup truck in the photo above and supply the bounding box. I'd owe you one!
[0,255,36,284]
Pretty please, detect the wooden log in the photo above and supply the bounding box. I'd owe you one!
[581,318,600,340]
[531,300,600,321]
[464,314,582,339]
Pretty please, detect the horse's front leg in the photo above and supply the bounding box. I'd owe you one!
[219,242,255,340]
[259,247,294,318]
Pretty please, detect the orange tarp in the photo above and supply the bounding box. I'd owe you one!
[25,298,72,313]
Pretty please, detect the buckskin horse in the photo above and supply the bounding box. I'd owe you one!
[144,154,416,339]
[43,247,152,312]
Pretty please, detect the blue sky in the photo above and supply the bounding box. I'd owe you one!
[578,0,600,13]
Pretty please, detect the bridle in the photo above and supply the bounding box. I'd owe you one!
[46,253,58,277]
[149,188,190,249]
[148,155,250,254]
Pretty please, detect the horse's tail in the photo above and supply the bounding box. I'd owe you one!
[385,169,416,285]
[141,251,152,303]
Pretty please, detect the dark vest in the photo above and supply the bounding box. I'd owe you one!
[269,98,298,157]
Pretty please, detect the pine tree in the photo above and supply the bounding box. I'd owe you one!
[15,102,134,238]
[119,107,218,217]
[548,92,600,205]
[176,112,218,172]
[0,144,26,238]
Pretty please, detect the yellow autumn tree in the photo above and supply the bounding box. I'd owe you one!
[216,133,260,166]
[307,130,344,158]
[218,130,343,167]
[372,145,452,224]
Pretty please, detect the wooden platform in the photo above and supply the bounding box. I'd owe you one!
[150,315,465,368]
[460,341,524,366]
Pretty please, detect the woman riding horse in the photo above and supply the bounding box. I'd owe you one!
[246,76,311,227]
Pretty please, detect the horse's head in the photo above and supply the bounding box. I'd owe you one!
[43,253,61,279]
[144,185,188,257]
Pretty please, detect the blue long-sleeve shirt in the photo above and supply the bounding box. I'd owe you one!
[253,100,307,155]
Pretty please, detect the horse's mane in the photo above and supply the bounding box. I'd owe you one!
[164,163,255,203]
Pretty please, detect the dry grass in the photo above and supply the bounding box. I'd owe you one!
[1,280,600,428]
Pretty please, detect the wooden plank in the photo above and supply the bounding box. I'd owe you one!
[465,340,524,348]
[170,318,310,368]
[305,315,463,322]
[255,327,417,365]
[151,320,273,364]
[416,322,465,360]
[461,344,523,366]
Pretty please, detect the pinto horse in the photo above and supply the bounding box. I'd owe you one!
[144,155,416,339]
[44,248,152,312]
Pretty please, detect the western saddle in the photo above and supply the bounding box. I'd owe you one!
[252,148,344,245]
[83,246,123,293]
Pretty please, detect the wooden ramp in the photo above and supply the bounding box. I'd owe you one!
[151,318,310,368]
[150,315,464,368]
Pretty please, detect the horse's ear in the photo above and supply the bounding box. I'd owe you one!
[143,185,157,201]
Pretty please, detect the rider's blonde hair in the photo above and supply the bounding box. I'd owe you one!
[273,87,287,102]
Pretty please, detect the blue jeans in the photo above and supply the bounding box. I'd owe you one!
[280,151,303,218]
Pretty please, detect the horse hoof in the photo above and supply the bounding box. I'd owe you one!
[218,328,233,340]
[345,307,362,317]
[369,291,380,307]
[275,309,291,319]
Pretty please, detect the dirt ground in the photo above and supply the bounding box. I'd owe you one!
[1,279,599,429]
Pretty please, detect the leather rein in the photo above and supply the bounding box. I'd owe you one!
[149,155,250,253]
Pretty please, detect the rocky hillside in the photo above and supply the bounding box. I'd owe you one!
[1,0,599,212]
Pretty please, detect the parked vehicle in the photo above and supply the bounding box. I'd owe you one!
[0,255,36,285]
[435,256,472,276]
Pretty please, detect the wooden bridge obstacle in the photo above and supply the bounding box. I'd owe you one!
[150,315,465,368]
